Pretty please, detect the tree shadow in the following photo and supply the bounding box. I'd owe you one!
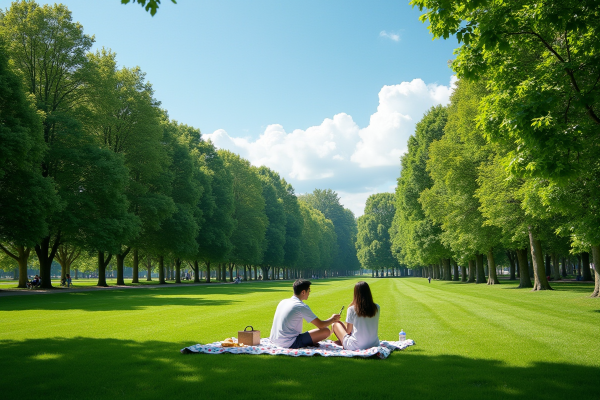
[436,279,595,294]
[0,290,241,312]
[0,337,597,400]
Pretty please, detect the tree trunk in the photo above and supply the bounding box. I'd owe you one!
[116,247,131,286]
[507,250,516,280]
[516,249,532,288]
[582,252,593,281]
[0,244,32,288]
[551,253,561,281]
[544,254,552,278]
[475,254,486,284]
[487,249,500,285]
[205,260,211,283]
[97,251,112,287]
[591,245,600,298]
[175,258,182,283]
[452,259,459,281]
[467,260,475,283]
[261,266,270,280]
[442,259,451,281]
[193,260,200,283]
[158,256,166,284]
[528,226,552,291]
[228,263,234,282]
[146,258,152,281]
[577,255,582,277]
[35,234,61,289]
[561,257,567,278]
[461,263,467,282]
[132,249,139,283]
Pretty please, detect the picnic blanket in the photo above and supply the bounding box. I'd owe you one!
[181,338,415,359]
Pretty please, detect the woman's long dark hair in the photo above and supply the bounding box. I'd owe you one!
[353,281,377,318]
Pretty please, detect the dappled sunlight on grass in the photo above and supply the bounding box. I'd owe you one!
[30,353,63,361]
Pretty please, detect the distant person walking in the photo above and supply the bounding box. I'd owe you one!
[428,276,431,284]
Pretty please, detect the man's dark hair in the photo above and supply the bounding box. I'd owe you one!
[293,279,311,295]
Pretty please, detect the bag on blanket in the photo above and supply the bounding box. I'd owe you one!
[238,326,260,346]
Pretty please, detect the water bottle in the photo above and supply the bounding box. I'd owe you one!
[399,329,406,342]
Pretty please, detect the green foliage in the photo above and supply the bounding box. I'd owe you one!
[299,189,359,271]
[195,141,235,264]
[356,193,398,271]
[420,80,502,260]
[390,105,449,267]
[0,36,59,247]
[148,120,203,259]
[412,0,600,180]
[257,167,286,268]
[120,0,177,16]
[219,150,268,265]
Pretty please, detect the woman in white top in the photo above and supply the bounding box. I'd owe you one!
[332,281,380,350]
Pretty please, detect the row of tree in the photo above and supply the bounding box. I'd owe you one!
[356,0,600,297]
[0,1,360,289]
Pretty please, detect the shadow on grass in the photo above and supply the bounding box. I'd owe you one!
[434,279,595,293]
[0,293,240,312]
[0,337,597,400]
[0,278,357,311]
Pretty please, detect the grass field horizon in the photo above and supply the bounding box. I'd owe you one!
[1,277,598,399]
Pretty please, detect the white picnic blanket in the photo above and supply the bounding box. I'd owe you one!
[181,338,415,359]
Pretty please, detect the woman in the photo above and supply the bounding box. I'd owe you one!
[332,281,380,350]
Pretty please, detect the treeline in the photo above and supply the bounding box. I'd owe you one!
[357,0,600,297]
[0,1,359,288]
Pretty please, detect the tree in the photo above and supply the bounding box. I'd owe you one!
[411,0,600,180]
[412,0,599,293]
[420,80,503,284]
[81,49,174,285]
[390,105,450,274]
[257,167,286,279]
[299,189,359,274]
[219,150,267,271]
[356,193,399,274]
[476,157,533,288]
[0,35,59,287]
[194,141,234,283]
[2,2,137,288]
[148,120,203,284]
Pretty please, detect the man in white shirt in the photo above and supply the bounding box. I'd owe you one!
[269,279,340,348]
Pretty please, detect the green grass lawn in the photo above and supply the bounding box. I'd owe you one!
[1,277,598,400]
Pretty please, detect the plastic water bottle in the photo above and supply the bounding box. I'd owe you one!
[399,329,406,342]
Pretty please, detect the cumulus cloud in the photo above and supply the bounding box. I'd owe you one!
[205,77,456,216]
[379,31,400,42]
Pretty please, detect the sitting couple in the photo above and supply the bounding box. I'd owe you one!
[269,279,380,350]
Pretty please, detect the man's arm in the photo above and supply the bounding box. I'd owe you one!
[310,314,340,329]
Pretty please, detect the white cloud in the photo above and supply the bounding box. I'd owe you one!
[205,77,456,216]
[351,78,454,167]
[379,30,400,42]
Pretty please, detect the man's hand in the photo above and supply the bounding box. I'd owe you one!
[328,314,341,324]
[310,314,341,329]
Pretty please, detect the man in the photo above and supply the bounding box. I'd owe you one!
[269,279,340,348]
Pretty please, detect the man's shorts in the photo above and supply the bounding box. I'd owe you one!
[289,332,314,349]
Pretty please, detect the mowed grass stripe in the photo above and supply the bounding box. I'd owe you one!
[398,278,598,365]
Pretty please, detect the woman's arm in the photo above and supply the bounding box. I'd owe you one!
[345,323,353,335]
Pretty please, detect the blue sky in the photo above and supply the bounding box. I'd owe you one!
[26,0,459,215]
